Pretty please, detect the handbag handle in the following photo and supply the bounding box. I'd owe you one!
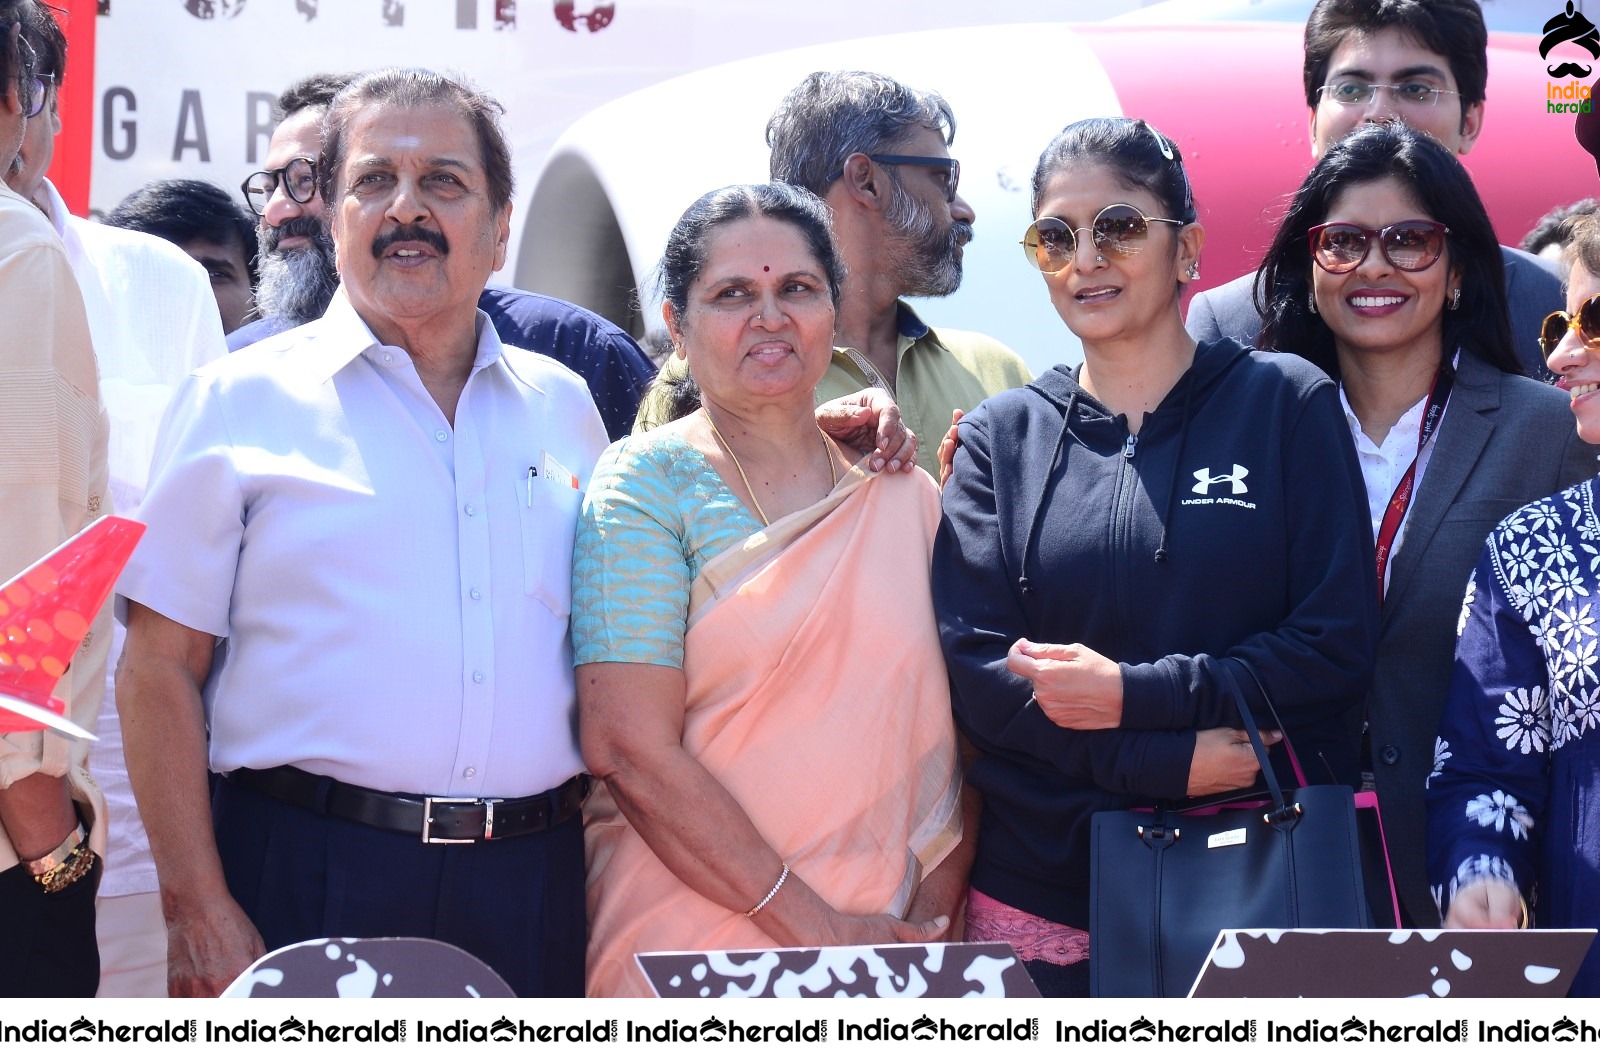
[1231,656,1314,788]
[1214,661,1299,828]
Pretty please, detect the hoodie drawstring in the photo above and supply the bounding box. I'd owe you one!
[1153,376,1197,564]
[1018,391,1076,596]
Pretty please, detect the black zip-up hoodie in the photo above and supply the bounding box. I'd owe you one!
[933,338,1378,928]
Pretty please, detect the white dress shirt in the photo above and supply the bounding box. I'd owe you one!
[0,182,108,875]
[119,288,609,798]
[36,179,228,897]
[1339,384,1447,598]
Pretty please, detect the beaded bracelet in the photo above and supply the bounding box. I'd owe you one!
[745,862,790,918]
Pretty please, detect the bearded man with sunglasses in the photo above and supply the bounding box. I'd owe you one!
[0,0,110,997]
[1186,0,1562,374]
[636,70,1031,475]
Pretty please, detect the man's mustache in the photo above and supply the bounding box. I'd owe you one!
[1549,61,1594,78]
[372,225,449,258]
[952,221,975,248]
[262,216,327,256]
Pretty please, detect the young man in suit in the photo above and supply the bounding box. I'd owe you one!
[1186,0,1561,374]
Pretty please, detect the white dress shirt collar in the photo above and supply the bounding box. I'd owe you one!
[1338,355,1458,593]
[312,285,525,386]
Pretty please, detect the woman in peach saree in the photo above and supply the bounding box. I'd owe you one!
[572,183,970,998]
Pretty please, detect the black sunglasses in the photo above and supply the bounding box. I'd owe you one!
[824,153,960,202]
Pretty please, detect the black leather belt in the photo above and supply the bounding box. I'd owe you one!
[227,765,588,844]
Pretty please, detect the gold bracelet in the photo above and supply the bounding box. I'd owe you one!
[1517,894,1531,929]
[25,824,95,895]
[34,841,97,894]
[745,862,790,918]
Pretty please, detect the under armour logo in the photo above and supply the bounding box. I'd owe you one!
[1193,464,1249,495]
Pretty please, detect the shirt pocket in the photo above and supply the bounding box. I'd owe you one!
[515,473,582,618]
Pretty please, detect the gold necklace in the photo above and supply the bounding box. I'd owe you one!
[702,409,838,527]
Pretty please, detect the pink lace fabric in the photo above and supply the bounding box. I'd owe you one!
[963,887,1090,965]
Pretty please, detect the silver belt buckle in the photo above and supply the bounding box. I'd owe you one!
[421,796,496,844]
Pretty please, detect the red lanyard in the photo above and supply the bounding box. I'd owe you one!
[1374,367,1453,606]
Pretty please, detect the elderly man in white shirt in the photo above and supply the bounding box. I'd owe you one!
[4,1,226,997]
[117,68,607,999]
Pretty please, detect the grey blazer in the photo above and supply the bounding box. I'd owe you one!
[1186,245,1564,377]
[1361,352,1596,926]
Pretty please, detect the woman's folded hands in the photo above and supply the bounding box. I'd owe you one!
[1007,638,1124,730]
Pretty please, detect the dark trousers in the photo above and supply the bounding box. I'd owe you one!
[212,775,585,998]
[0,855,101,997]
[1025,957,1090,998]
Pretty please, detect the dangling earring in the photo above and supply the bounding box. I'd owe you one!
[1308,290,1318,315]
[1449,288,1461,311]
[1185,263,1200,281]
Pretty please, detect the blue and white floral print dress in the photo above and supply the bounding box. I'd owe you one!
[1426,477,1600,995]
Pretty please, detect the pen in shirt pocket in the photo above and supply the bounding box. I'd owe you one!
[527,450,580,507]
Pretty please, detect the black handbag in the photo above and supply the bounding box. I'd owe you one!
[1088,661,1371,997]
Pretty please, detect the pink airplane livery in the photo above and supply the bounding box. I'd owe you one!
[0,516,145,740]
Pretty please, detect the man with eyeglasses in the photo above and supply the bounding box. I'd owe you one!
[636,70,1031,476]
[4,0,226,997]
[227,73,656,441]
[230,74,342,340]
[0,0,109,997]
[1187,0,1562,375]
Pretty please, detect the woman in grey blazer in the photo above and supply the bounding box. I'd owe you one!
[1252,124,1596,928]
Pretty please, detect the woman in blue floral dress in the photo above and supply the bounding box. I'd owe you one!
[1427,213,1600,995]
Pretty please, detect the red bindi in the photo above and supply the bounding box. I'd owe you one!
[763,265,770,272]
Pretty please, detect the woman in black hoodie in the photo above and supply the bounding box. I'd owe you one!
[932,117,1378,996]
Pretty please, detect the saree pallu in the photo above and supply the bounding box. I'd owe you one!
[584,464,963,997]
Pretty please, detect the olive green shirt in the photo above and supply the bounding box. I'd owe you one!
[633,302,1031,478]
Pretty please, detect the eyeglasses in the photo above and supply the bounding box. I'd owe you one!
[23,71,55,119]
[240,157,318,217]
[8,30,41,119]
[824,154,961,202]
[21,71,51,118]
[1541,295,1600,358]
[1317,80,1461,107]
[1307,219,1450,274]
[1019,204,1185,274]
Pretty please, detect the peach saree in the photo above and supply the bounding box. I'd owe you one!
[583,465,963,997]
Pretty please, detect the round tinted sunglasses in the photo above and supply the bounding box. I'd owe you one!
[1307,219,1449,274]
[1019,204,1185,274]
[1540,294,1600,358]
